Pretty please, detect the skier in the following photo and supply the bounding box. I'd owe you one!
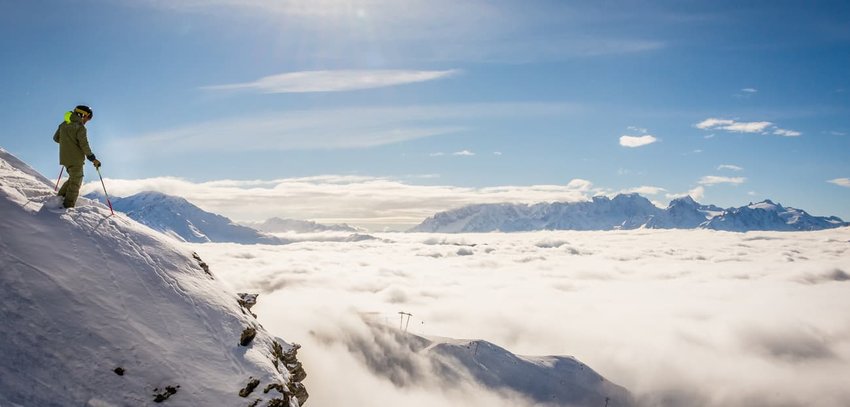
[53,105,102,208]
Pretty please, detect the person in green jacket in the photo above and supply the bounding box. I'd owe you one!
[53,105,102,208]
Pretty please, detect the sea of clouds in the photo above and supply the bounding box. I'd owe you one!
[193,228,850,407]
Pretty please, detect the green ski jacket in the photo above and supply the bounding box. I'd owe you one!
[53,112,95,166]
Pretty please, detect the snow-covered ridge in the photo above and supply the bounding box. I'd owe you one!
[412,193,849,233]
[86,191,286,245]
[0,148,307,406]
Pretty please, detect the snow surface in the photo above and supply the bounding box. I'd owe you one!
[0,148,303,407]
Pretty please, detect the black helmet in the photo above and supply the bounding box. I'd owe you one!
[74,105,93,119]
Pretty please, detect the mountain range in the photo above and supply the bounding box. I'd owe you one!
[248,217,360,233]
[411,193,849,233]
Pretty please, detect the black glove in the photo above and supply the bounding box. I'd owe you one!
[92,159,102,169]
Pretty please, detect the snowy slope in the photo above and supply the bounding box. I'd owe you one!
[704,199,848,231]
[412,194,848,233]
[427,338,632,406]
[338,322,632,406]
[0,148,307,407]
[88,191,285,245]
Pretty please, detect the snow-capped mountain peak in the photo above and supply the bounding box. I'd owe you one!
[87,190,285,245]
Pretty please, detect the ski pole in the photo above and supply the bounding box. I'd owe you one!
[54,166,64,192]
[96,167,115,216]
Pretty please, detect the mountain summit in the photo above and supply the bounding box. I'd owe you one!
[0,148,307,406]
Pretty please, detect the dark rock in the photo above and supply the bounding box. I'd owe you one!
[247,399,261,407]
[238,293,259,317]
[263,382,286,394]
[113,367,125,376]
[240,327,257,346]
[153,385,179,403]
[288,381,309,405]
[239,377,260,398]
[191,252,213,277]
[267,399,289,407]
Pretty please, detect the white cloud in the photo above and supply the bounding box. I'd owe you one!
[452,150,475,156]
[718,164,744,171]
[695,118,772,133]
[200,228,850,407]
[118,103,577,153]
[698,176,746,186]
[493,152,502,156]
[619,135,658,148]
[666,185,705,201]
[622,186,666,196]
[773,128,802,137]
[829,131,846,136]
[82,176,597,230]
[696,118,802,137]
[827,178,850,188]
[741,88,758,93]
[203,69,460,93]
[627,126,648,134]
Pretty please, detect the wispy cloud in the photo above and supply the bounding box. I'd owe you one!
[622,186,667,196]
[119,103,578,153]
[699,176,746,185]
[129,0,665,63]
[696,118,772,133]
[202,69,460,93]
[695,118,801,137]
[773,128,802,137]
[718,164,744,171]
[619,135,658,148]
[828,178,850,188]
[734,88,758,98]
[452,150,475,156]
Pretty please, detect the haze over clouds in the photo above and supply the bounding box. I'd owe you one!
[82,176,597,229]
[198,228,850,407]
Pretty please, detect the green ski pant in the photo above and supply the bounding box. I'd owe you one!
[57,164,84,208]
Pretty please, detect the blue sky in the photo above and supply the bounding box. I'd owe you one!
[1,0,848,226]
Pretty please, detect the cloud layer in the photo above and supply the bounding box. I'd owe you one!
[200,228,850,407]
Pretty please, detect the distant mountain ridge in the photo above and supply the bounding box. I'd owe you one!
[87,191,285,244]
[249,217,360,233]
[411,194,849,233]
